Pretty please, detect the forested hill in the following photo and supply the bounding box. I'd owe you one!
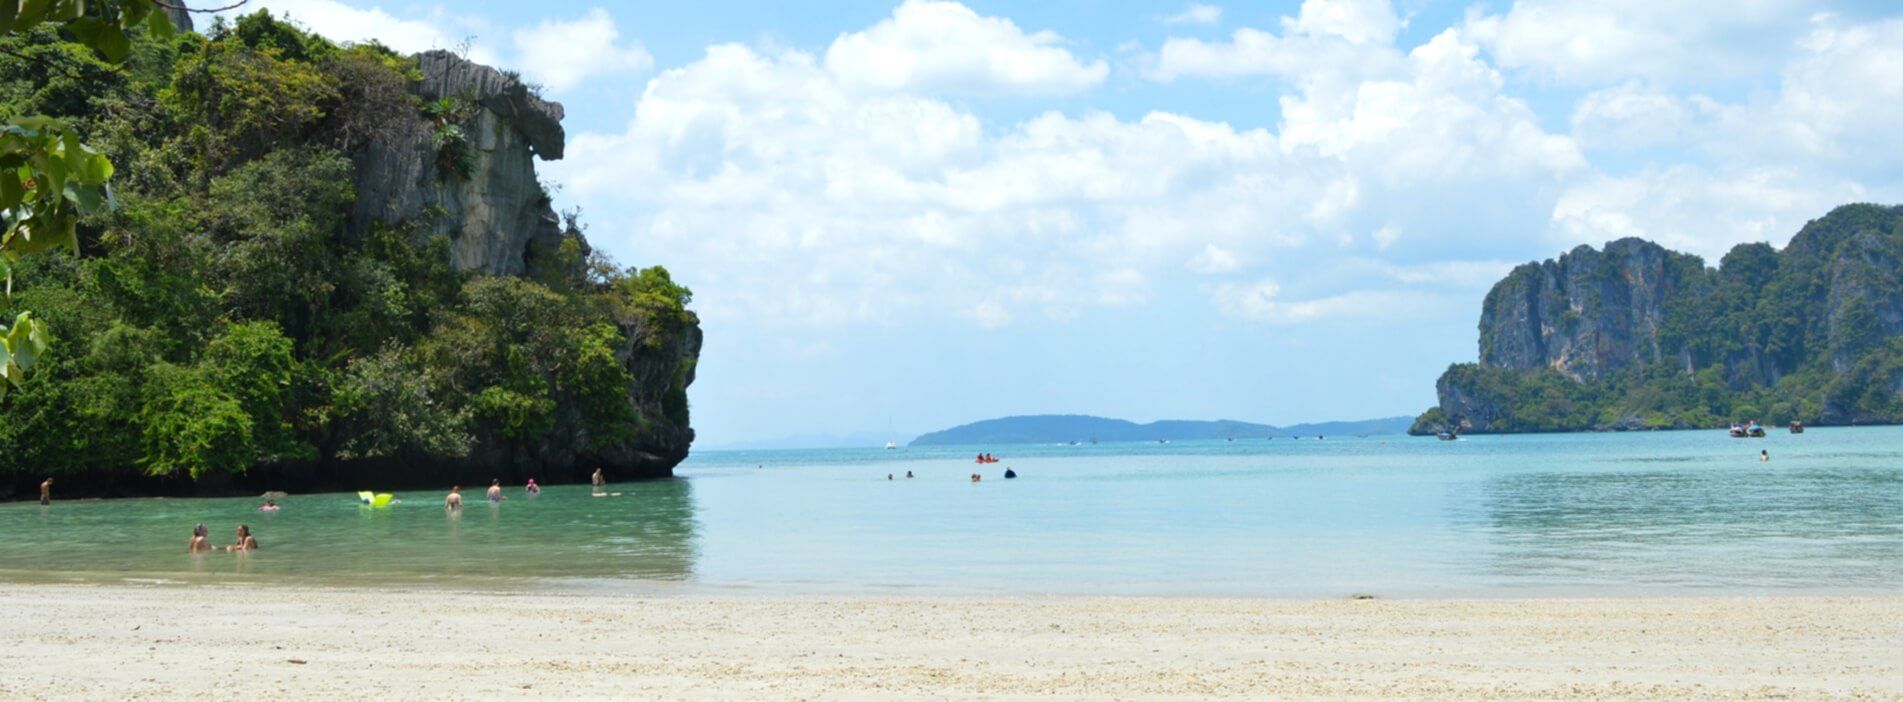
[911,414,1414,445]
[0,12,699,498]
[1412,204,1903,435]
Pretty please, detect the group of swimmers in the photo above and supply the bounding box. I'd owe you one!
[884,468,1018,482]
[444,469,605,511]
[188,523,258,553]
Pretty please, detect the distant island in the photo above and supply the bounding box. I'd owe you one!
[910,414,1415,446]
[1413,203,1903,435]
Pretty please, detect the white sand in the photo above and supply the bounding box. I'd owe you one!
[2,585,1900,700]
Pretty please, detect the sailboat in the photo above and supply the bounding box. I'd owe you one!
[884,441,897,450]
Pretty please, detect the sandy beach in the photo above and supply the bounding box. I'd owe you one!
[0,585,1898,700]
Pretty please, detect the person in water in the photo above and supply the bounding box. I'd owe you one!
[487,479,504,503]
[188,524,213,553]
[39,477,52,506]
[445,486,463,511]
[525,479,540,496]
[592,467,606,494]
[970,473,981,483]
[1761,449,1770,462]
[887,474,893,481]
[1004,468,1017,479]
[905,471,914,479]
[259,500,280,512]
[224,524,258,551]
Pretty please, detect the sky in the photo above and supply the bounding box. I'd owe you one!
[206,0,1903,446]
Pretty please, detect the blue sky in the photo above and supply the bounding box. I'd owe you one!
[212,0,1903,445]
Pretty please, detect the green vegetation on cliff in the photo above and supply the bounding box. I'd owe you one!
[1415,204,1903,434]
[0,13,697,493]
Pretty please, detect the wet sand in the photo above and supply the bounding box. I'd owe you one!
[2,584,1900,700]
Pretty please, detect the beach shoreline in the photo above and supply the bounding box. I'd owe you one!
[4,584,1899,700]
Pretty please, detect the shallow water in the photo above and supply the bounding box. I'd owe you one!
[4,428,1902,596]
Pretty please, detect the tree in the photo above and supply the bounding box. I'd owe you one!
[1,0,186,397]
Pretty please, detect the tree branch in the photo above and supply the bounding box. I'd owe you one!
[149,0,250,12]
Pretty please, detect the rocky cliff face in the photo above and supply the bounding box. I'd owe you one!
[352,50,577,277]
[1477,239,1687,380]
[1419,204,1903,433]
[346,51,700,478]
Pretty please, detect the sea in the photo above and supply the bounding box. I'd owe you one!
[3,428,1901,597]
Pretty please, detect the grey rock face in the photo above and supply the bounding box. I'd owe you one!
[341,51,699,478]
[1478,238,1676,380]
[351,50,572,276]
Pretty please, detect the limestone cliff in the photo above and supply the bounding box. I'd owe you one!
[343,51,700,479]
[1416,204,1903,434]
[351,50,576,276]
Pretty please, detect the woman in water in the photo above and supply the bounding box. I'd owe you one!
[259,500,280,512]
[445,486,463,511]
[591,467,606,494]
[224,524,258,551]
[188,524,212,553]
[487,479,504,504]
[525,478,540,496]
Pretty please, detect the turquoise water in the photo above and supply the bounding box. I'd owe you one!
[3,428,1902,596]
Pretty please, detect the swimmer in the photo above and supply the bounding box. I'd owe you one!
[223,524,258,551]
[905,471,914,479]
[487,479,503,503]
[188,524,212,553]
[592,467,606,495]
[1760,449,1769,462]
[39,477,52,505]
[970,473,981,483]
[1004,468,1017,479]
[258,500,280,512]
[445,485,463,511]
[525,479,540,496]
[887,474,893,481]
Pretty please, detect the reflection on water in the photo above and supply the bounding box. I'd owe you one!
[0,480,700,587]
[1463,448,1903,590]
[5,428,1903,595]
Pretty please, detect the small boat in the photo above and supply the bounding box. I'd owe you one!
[1436,431,1458,441]
[1748,421,1766,438]
[1789,421,1805,434]
[884,441,897,450]
[1728,424,1747,438]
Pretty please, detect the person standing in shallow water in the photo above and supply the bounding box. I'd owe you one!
[592,468,606,495]
[445,486,463,511]
[487,479,503,504]
[39,477,52,505]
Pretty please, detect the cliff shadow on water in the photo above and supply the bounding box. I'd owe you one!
[0,12,698,500]
[1413,204,1903,435]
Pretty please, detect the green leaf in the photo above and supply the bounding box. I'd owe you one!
[143,2,174,39]
[15,0,50,27]
[76,148,112,185]
[0,0,20,34]
[47,0,80,22]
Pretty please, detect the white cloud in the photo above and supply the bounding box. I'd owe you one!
[824,0,1107,96]
[215,0,499,65]
[1212,279,1430,323]
[511,8,653,92]
[1186,244,1241,274]
[1461,0,1810,85]
[1551,166,1870,260]
[1164,3,1223,26]
[1570,82,1694,150]
[1148,0,1406,82]
[549,1,1596,330]
[1549,16,1903,260]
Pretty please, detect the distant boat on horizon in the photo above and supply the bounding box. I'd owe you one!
[884,441,897,450]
